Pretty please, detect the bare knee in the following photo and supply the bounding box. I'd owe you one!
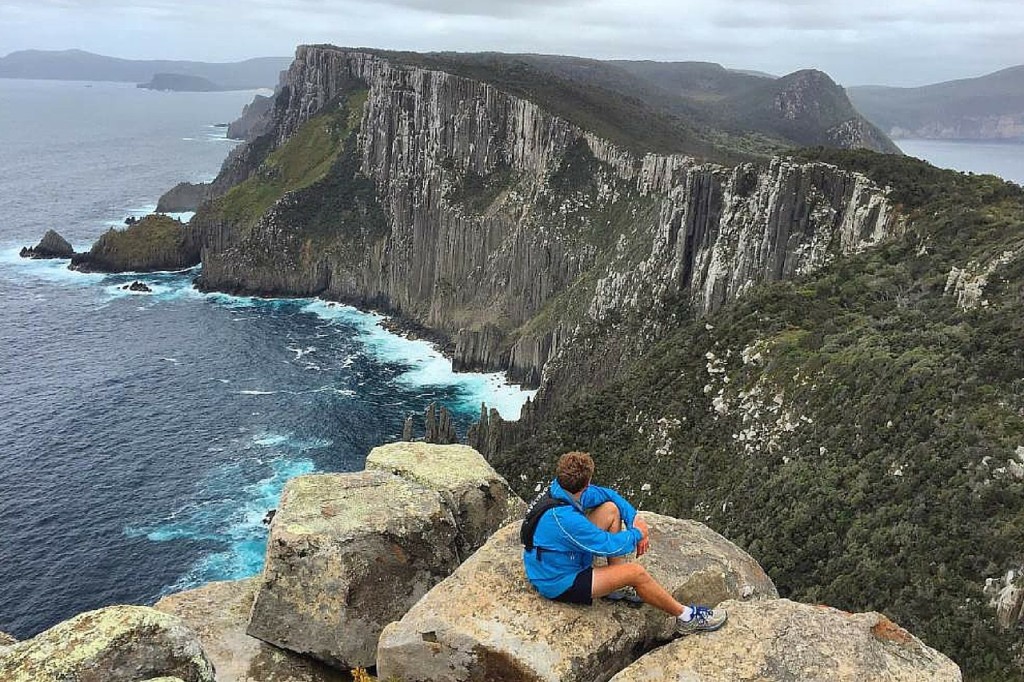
[588,501,621,531]
[625,564,650,587]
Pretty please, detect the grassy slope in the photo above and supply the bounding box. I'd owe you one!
[494,151,1024,680]
[212,89,369,230]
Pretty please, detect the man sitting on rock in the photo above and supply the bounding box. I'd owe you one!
[522,451,727,636]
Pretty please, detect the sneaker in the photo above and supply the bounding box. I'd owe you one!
[603,587,644,607]
[675,605,728,636]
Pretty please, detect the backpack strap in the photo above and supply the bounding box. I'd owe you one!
[520,486,570,553]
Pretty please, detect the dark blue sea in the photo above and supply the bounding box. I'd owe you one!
[0,79,532,639]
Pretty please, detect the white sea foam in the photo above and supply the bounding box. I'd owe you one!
[0,245,103,285]
[237,390,276,396]
[300,299,536,420]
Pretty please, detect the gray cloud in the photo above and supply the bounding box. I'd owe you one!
[0,0,1021,86]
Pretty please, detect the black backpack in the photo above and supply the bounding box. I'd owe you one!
[520,485,570,551]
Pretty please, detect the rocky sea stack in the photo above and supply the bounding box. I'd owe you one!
[70,214,200,273]
[19,229,73,259]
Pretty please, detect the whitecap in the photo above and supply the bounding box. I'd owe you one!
[0,245,103,286]
[299,299,535,420]
[126,455,317,594]
[237,390,275,396]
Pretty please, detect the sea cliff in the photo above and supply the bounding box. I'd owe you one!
[193,46,899,396]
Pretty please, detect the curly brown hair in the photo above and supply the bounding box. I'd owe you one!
[556,451,595,494]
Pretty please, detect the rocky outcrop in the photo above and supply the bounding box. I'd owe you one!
[70,214,199,273]
[157,181,211,213]
[0,605,215,682]
[155,578,344,682]
[376,514,777,682]
[247,470,460,669]
[194,46,900,395]
[228,93,276,141]
[0,631,15,655]
[608,599,961,681]
[19,229,73,259]
[248,443,523,668]
[365,441,525,556]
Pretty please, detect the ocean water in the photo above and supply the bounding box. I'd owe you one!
[0,79,533,639]
[898,139,1024,186]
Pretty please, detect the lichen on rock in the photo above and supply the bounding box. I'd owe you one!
[609,598,961,681]
[376,515,777,682]
[0,605,215,682]
[156,578,344,682]
[366,441,526,555]
[246,470,461,669]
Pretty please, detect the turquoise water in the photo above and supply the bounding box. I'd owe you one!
[0,79,533,638]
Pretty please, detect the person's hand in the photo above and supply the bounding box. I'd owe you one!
[634,517,650,557]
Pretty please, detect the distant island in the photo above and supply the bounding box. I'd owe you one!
[138,73,224,92]
[848,65,1024,141]
[0,49,289,90]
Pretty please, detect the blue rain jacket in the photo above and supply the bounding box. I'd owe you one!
[523,479,643,598]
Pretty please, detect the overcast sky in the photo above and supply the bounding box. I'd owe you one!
[1,0,1021,86]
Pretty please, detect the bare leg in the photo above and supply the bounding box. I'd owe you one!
[586,502,627,566]
[592,563,684,617]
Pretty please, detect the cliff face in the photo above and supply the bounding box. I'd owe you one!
[195,45,899,393]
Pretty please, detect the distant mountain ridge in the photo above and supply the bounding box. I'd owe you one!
[848,65,1024,140]
[0,49,290,90]
[305,49,898,158]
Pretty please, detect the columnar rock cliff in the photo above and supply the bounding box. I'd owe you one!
[194,45,899,396]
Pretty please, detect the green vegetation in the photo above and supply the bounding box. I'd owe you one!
[212,89,368,230]
[72,213,198,272]
[344,48,892,160]
[445,164,514,215]
[495,152,1024,680]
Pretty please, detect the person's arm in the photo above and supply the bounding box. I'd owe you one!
[549,506,642,558]
[580,484,638,528]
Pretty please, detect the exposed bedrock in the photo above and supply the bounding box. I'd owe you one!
[375,514,777,682]
[0,605,215,682]
[246,443,523,669]
[246,470,459,669]
[194,46,901,392]
[365,441,525,556]
[19,229,74,259]
[609,599,962,681]
[157,181,211,213]
[155,578,344,682]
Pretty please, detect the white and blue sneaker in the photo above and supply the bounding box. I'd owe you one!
[675,605,728,636]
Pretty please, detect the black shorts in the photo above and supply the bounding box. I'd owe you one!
[553,567,593,606]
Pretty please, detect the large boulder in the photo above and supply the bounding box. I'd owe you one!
[609,598,961,681]
[376,514,778,682]
[366,441,525,557]
[19,229,74,259]
[0,605,215,682]
[156,578,344,682]
[247,470,461,669]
